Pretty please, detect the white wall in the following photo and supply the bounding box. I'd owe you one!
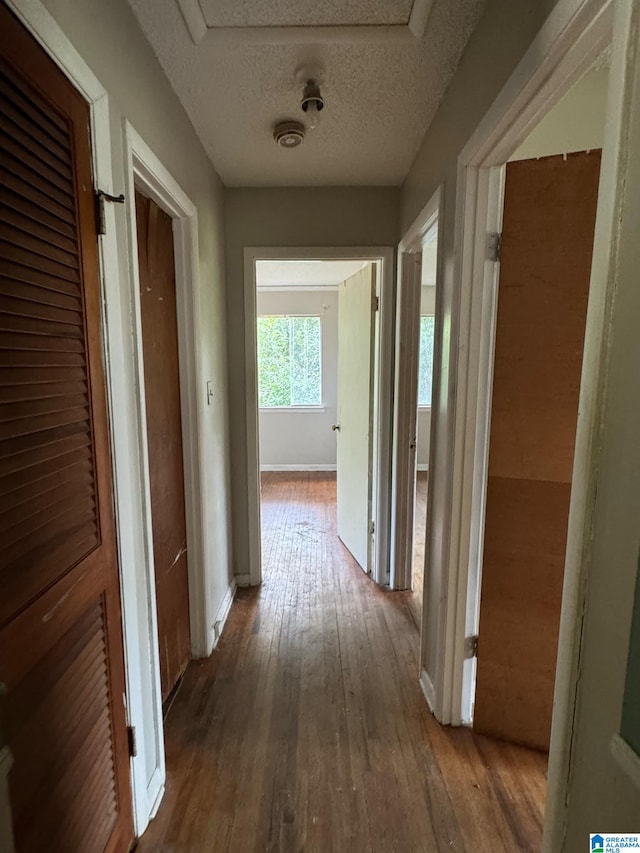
[511,64,608,161]
[417,284,436,468]
[257,290,338,468]
[35,0,233,832]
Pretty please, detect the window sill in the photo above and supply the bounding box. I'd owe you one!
[259,406,326,413]
[418,405,432,412]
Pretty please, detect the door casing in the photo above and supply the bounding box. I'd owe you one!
[243,246,394,588]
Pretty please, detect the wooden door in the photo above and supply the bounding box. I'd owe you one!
[336,265,376,572]
[0,5,134,851]
[135,192,190,702]
[474,152,601,750]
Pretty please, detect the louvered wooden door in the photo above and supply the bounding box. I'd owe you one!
[0,6,134,851]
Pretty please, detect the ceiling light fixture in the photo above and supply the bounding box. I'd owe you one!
[300,79,324,130]
[273,120,306,148]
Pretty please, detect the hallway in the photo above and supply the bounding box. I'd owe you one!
[137,473,547,852]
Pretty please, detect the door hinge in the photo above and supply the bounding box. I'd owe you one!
[95,189,125,236]
[464,634,479,659]
[488,232,502,263]
[369,520,375,536]
[127,725,137,758]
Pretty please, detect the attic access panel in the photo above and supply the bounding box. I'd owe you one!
[197,0,415,29]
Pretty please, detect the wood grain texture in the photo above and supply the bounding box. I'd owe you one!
[475,152,601,751]
[0,6,133,850]
[138,472,547,852]
[135,192,190,702]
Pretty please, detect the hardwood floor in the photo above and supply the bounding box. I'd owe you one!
[409,471,428,629]
[137,472,547,852]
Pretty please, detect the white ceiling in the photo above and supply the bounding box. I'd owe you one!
[127,0,485,186]
[256,260,367,289]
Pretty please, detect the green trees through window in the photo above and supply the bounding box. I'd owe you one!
[257,315,322,407]
[418,315,435,407]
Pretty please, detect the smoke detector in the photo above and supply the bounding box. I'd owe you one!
[273,120,305,148]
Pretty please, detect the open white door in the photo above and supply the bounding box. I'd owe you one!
[336,265,376,572]
[390,251,423,590]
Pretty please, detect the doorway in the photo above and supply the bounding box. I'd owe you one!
[466,58,609,748]
[134,191,191,704]
[244,248,395,588]
[255,259,378,578]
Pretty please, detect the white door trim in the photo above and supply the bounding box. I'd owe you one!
[413,0,637,848]
[391,187,442,591]
[244,246,395,587]
[419,0,614,726]
[123,121,208,657]
[121,123,212,823]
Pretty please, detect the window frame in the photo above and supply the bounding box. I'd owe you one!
[256,312,324,410]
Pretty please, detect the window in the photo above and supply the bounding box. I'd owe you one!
[257,315,322,407]
[418,315,435,407]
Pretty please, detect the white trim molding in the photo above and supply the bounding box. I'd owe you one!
[212,580,237,649]
[175,0,434,45]
[392,187,442,592]
[244,246,395,589]
[610,735,640,794]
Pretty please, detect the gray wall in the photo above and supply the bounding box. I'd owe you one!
[225,187,400,575]
[257,290,339,468]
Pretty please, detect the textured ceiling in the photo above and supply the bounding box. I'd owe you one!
[198,0,414,28]
[257,260,367,288]
[127,0,485,186]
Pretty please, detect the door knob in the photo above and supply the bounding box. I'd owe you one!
[331,423,340,431]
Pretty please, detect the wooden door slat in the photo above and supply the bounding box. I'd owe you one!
[0,293,83,327]
[0,276,81,311]
[0,378,87,405]
[0,404,90,441]
[1,172,76,228]
[0,68,69,141]
[0,427,91,479]
[0,189,76,240]
[1,128,74,197]
[1,220,79,270]
[1,240,81,285]
[0,420,90,462]
[0,204,78,256]
[0,107,73,180]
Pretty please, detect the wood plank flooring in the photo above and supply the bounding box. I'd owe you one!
[137,472,547,852]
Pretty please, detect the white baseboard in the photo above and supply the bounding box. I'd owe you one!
[420,668,437,714]
[211,579,237,650]
[235,573,252,587]
[417,464,429,472]
[260,464,337,472]
[610,733,640,792]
